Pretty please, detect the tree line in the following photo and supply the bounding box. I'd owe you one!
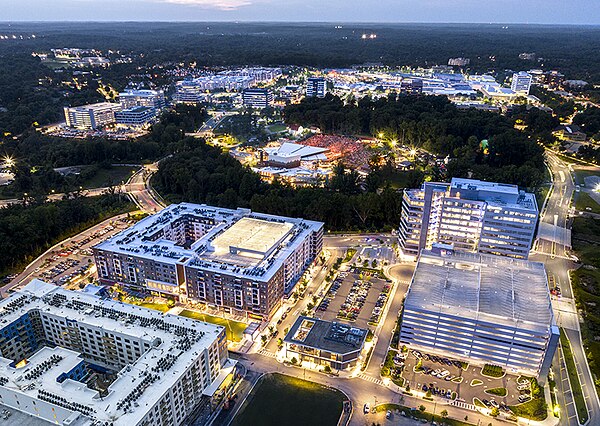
[0,194,132,277]
[284,94,546,188]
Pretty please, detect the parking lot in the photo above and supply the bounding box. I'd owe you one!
[3,217,134,294]
[315,269,391,330]
[402,349,528,413]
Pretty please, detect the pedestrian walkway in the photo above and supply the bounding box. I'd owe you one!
[258,349,277,359]
[357,373,385,386]
[450,400,476,411]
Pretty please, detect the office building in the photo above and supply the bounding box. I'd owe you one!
[306,77,327,98]
[399,250,559,378]
[64,103,121,130]
[0,279,234,426]
[400,78,423,94]
[284,316,368,370]
[94,203,324,320]
[398,178,538,259]
[242,88,273,109]
[119,89,166,111]
[115,106,157,127]
[448,57,470,66]
[511,71,533,95]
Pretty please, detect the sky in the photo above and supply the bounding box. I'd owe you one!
[1,0,600,24]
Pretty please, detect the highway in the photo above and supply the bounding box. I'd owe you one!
[531,151,600,426]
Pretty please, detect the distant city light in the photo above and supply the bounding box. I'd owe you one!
[361,33,377,40]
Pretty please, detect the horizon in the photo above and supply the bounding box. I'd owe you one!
[2,0,599,25]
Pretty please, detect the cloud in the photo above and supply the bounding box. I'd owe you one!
[158,0,252,10]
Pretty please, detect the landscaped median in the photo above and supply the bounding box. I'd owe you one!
[373,403,475,426]
[560,328,589,424]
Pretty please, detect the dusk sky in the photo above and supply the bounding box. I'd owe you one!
[2,0,600,24]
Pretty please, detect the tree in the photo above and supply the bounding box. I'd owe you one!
[418,405,426,413]
[491,407,500,417]
[260,335,268,346]
[291,357,298,365]
[323,365,332,373]
[440,409,448,418]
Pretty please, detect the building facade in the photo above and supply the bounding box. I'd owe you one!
[119,89,166,111]
[398,178,538,259]
[64,102,121,130]
[242,88,273,109]
[0,280,233,426]
[306,77,327,98]
[115,106,157,127]
[511,71,533,95]
[94,203,324,320]
[399,250,559,379]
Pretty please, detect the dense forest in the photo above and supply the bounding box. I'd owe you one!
[0,194,133,276]
[285,95,547,188]
[153,139,408,231]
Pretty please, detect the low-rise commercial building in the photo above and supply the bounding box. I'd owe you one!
[284,316,368,370]
[398,178,538,259]
[94,203,323,320]
[0,279,234,426]
[399,250,559,378]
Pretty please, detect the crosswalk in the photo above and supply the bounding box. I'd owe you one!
[259,349,277,359]
[450,400,476,411]
[357,373,385,386]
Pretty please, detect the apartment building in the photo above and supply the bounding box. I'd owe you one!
[0,280,233,426]
[94,203,324,320]
[399,250,559,378]
[398,178,538,259]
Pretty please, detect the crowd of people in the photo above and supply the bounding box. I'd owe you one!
[302,134,371,171]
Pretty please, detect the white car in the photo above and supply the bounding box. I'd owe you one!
[364,403,370,414]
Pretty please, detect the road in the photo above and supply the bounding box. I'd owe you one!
[531,151,600,426]
[0,160,165,213]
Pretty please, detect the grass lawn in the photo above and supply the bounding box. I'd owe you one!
[179,309,247,342]
[137,302,170,312]
[81,166,138,189]
[509,397,548,421]
[575,192,600,214]
[232,373,345,426]
[267,123,287,133]
[574,168,600,186]
[560,329,589,424]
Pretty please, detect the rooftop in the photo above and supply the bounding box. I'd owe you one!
[0,280,226,426]
[284,316,368,355]
[405,251,554,332]
[94,203,323,282]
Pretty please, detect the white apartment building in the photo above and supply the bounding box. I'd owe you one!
[511,71,533,95]
[400,250,559,379]
[398,178,538,259]
[94,203,323,320]
[0,280,234,426]
[64,102,121,130]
